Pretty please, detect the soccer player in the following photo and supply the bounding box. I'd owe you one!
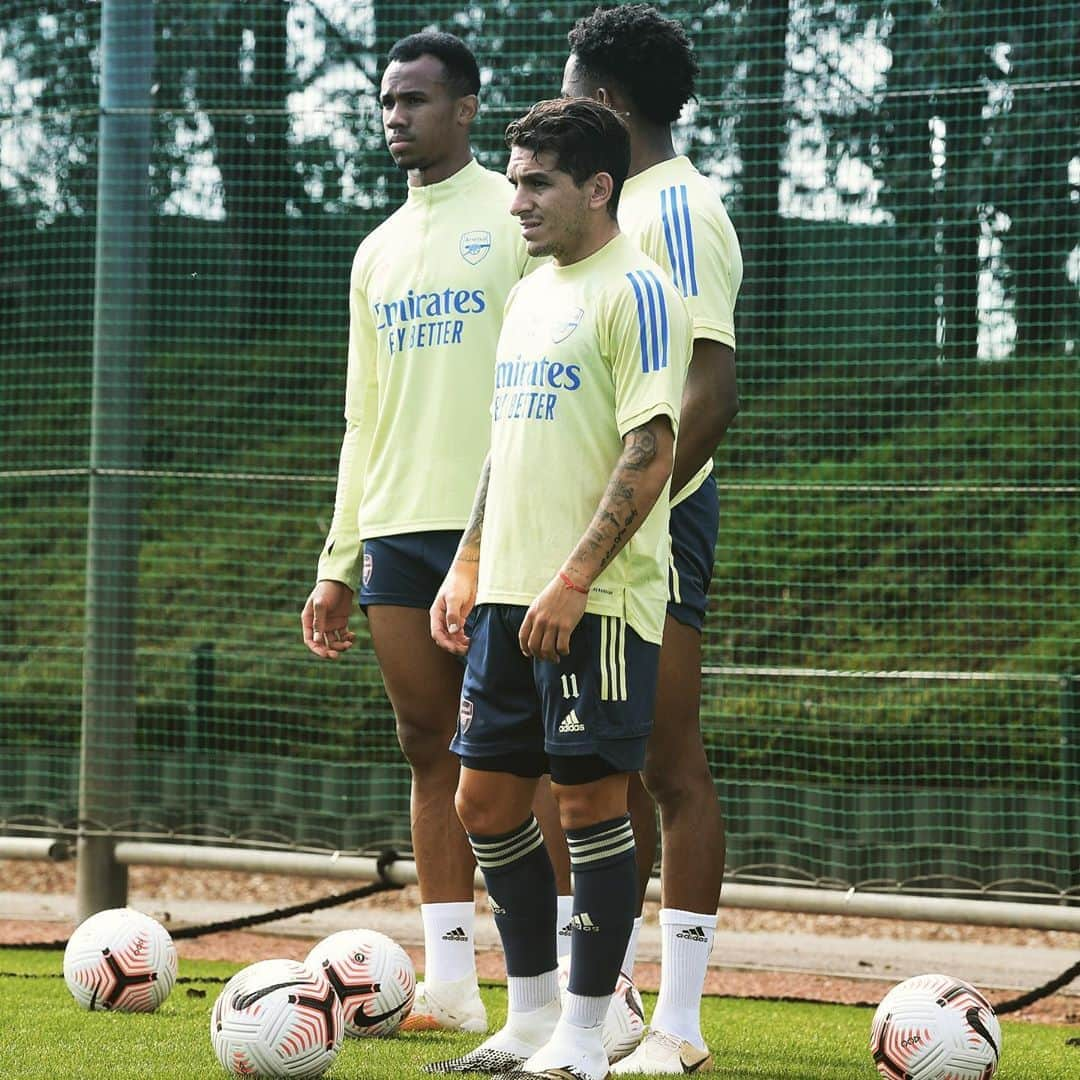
[562,5,743,1073]
[426,98,692,1080]
[300,31,570,1034]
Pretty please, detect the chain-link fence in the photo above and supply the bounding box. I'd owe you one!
[1,1,1078,902]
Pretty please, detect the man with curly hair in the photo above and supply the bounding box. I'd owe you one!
[563,5,743,1074]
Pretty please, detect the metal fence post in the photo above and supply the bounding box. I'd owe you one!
[76,0,154,922]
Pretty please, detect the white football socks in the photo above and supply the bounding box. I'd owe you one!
[649,908,717,1048]
[421,901,477,985]
[481,972,560,1057]
[523,995,610,1080]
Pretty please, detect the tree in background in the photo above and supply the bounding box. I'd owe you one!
[1005,0,1080,357]
[730,0,790,361]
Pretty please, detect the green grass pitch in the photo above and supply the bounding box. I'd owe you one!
[1,950,1076,1079]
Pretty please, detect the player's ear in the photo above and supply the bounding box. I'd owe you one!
[597,85,630,117]
[588,171,614,213]
[457,93,479,126]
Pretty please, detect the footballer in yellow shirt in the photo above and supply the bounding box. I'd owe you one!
[562,6,744,1074]
[299,32,564,1037]
[428,98,691,1080]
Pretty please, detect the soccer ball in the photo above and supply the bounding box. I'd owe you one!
[558,959,645,1064]
[63,907,177,1012]
[210,958,344,1079]
[870,972,1002,1080]
[305,928,416,1038]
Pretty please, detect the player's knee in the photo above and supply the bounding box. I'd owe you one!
[454,781,495,836]
[552,785,610,832]
[642,752,713,811]
[395,714,456,772]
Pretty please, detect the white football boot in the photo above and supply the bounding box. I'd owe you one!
[402,973,488,1034]
[609,1028,713,1074]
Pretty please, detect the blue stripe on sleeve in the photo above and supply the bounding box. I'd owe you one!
[660,188,683,296]
[679,184,699,296]
[646,270,669,370]
[626,271,651,373]
[666,185,690,297]
[636,269,661,370]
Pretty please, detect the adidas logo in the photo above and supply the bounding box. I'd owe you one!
[558,922,572,937]
[570,912,600,933]
[488,898,506,916]
[441,926,469,942]
[676,926,709,942]
[558,709,585,734]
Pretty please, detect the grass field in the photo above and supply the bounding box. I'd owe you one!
[1,950,1077,1079]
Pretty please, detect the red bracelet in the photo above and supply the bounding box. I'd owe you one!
[558,570,589,595]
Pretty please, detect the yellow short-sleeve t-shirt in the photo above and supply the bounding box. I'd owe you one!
[478,233,693,644]
[618,156,742,506]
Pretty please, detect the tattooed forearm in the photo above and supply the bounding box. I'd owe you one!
[621,424,659,470]
[563,417,673,583]
[455,456,490,564]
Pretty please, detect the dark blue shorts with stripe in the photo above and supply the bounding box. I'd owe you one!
[451,603,659,775]
[667,472,720,631]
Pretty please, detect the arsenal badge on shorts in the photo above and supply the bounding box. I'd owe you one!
[362,551,373,587]
[458,697,474,735]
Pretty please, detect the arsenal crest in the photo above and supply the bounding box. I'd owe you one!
[552,307,584,343]
[460,230,492,264]
[458,697,474,734]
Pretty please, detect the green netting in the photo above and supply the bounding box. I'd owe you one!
[1,1,1078,901]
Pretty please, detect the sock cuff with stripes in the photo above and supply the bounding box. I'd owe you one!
[468,814,545,870]
[566,814,635,871]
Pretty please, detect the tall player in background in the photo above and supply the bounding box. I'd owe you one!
[563,6,743,1073]
[301,31,569,1034]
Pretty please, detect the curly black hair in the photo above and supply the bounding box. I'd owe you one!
[567,4,697,125]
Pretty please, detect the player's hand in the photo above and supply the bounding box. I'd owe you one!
[519,575,589,662]
[431,558,478,656]
[301,580,357,659]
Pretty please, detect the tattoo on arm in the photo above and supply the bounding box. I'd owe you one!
[569,421,663,577]
[456,456,490,563]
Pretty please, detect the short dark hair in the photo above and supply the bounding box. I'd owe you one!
[567,5,697,125]
[387,31,481,97]
[505,98,630,218]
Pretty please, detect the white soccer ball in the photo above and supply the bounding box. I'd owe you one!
[557,959,645,1064]
[63,907,177,1012]
[210,958,344,1079]
[305,928,416,1038]
[870,972,1002,1080]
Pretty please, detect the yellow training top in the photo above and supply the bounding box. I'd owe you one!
[318,159,530,589]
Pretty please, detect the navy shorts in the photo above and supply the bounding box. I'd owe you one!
[667,473,719,631]
[359,530,461,610]
[451,604,660,775]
